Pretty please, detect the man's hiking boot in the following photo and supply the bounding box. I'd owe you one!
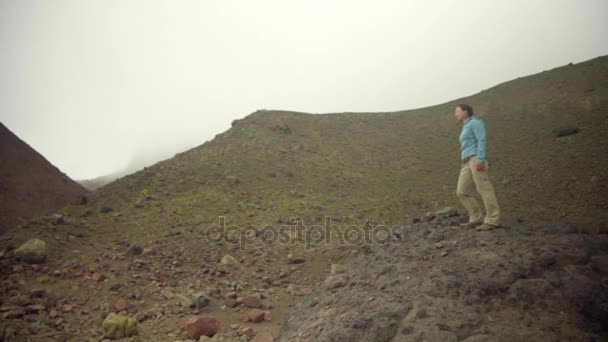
[476,223,500,231]
[460,221,483,229]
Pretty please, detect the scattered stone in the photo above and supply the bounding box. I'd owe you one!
[26,304,45,314]
[101,313,138,339]
[247,309,270,323]
[242,327,256,337]
[100,206,114,213]
[29,288,47,298]
[165,231,182,237]
[220,255,240,266]
[15,238,48,263]
[114,299,128,312]
[174,294,195,308]
[435,207,457,217]
[244,294,263,308]
[109,283,122,291]
[324,275,346,290]
[422,212,436,222]
[288,257,306,264]
[142,247,157,256]
[553,127,579,138]
[226,176,239,185]
[330,264,345,275]
[125,245,143,257]
[208,288,221,296]
[193,292,211,310]
[225,292,238,299]
[183,316,220,339]
[92,273,106,282]
[224,298,239,308]
[8,295,30,306]
[3,308,25,319]
[50,214,65,225]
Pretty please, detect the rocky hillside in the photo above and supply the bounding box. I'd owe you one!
[0,56,607,341]
[84,54,608,248]
[278,210,608,341]
[0,123,88,233]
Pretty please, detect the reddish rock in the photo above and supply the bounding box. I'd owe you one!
[183,316,220,339]
[114,298,128,312]
[244,295,263,308]
[61,304,73,313]
[324,275,347,290]
[247,309,270,323]
[247,309,267,323]
[225,291,238,299]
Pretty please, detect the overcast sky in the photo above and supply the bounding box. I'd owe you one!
[1,0,607,179]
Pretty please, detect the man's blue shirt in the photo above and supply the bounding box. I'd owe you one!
[459,116,487,162]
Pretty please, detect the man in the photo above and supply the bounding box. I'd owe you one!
[454,104,501,231]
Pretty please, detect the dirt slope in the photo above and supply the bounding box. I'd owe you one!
[0,123,88,233]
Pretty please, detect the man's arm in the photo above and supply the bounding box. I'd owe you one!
[472,120,487,164]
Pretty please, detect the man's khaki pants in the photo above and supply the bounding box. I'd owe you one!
[456,156,501,226]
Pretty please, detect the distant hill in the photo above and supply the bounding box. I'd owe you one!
[77,171,126,191]
[0,123,88,232]
[77,142,198,190]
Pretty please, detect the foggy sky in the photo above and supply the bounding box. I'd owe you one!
[1,0,607,180]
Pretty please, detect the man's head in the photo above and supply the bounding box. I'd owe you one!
[454,104,473,122]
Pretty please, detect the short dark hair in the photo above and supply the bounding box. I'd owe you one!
[457,104,474,117]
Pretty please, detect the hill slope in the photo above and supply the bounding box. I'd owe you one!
[86,55,608,245]
[0,56,607,341]
[0,123,88,232]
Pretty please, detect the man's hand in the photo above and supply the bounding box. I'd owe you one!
[476,162,486,171]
